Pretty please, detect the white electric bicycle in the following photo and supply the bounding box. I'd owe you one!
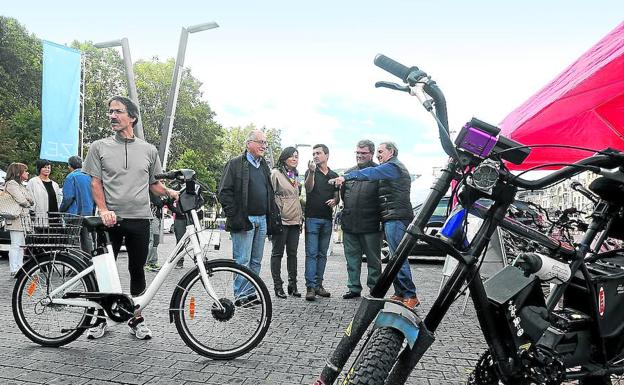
[11,169,272,359]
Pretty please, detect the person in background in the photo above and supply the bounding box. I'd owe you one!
[217,130,280,305]
[4,163,33,277]
[145,192,165,271]
[330,141,420,309]
[27,159,62,220]
[303,144,339,301]
[339,139,382,300]
[59,155,95,253]
[270,147,303,299]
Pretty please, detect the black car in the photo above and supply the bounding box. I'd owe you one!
[379,196,451,264]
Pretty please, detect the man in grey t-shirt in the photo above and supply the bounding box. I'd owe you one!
[82,95,179,340]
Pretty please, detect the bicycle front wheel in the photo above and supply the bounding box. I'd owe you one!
[344,327,404,384]
[171,259,272,359]
[12,253,97,347]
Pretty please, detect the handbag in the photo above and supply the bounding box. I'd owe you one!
[0,190,22,219]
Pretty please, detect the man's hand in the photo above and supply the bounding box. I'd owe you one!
[168,189,180,201]
[325,198,338,208]
[99,209,117,227]
[308,160,316,172]
[328,176,345,187]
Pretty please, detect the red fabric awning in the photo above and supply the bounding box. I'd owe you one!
[500,22,624,170]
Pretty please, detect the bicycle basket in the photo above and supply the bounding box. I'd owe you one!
[21,212,83,249]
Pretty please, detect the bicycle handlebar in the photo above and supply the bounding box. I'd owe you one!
[374,54,416,83]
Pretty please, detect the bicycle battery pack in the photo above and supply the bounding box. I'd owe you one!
[92,248,122,293]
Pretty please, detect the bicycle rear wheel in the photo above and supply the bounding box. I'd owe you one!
[12,252,97,347]
[171,259,272,359]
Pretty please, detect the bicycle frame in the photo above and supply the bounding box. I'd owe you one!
[40,208,224,316]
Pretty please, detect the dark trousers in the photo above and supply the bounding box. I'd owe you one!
[108,219,150,296]
[270,224,300,287]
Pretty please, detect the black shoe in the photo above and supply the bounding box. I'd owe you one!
[315,285,331,298]
[275,287,287,299]
[235,294,260,308]
[288,284,302,298]
[305,287,316,301]
[342,291,361,299]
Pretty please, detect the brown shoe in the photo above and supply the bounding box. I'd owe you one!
[306,287,316,301]
[402,296,420,309]
[390,295,403,302]
[315,285,331,298]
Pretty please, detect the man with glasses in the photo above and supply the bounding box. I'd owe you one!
[329,142,419,309]
[83,96,179,340]
[339,140,382,299]
[218,130,280,305]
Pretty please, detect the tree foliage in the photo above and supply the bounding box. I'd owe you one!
[221,124,282,168]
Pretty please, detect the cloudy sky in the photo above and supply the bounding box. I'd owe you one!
[4,0,623,200]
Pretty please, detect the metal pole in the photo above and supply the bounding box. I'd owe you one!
[158,27,189,168]
[158,21,219,169]
[119,38,144,139]
[94,39,144,139]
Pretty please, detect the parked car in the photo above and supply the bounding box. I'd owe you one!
[0,217,10,257]
[378,196,451,264]
[162,212,175,234]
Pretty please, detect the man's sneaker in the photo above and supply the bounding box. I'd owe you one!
[389,294,403,302]
[128,316,152,340]
[145,263,160,272]
[315,285,331,298]
[86,322,108,340]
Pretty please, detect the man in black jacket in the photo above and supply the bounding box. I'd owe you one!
[218,130,280,301]
[340,140,382,299]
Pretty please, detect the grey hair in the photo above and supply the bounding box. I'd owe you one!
[380,141,398,157]
[356,139,375,154]
[246,130,264,142]
[68,155,82,169]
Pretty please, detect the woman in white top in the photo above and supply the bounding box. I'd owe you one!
[4,163,34,276]
[26,159,62,220]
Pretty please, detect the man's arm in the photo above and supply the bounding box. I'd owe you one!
[59,175,75,212]
[304,163,316,193]
[217,160,236,216]
[345,162,400,181]
[149,181,179,201]
[91,176,118,226]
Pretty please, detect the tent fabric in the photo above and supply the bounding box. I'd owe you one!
[500,22,624,170]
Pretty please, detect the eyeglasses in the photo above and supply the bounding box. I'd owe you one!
[355,151,371,155]
[108,108,127,115]
[250,140,268,146]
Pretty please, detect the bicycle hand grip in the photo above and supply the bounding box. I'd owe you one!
[374,54,413,82]
[155,170,179,180]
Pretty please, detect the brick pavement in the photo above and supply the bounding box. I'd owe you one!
[0,233,489,385]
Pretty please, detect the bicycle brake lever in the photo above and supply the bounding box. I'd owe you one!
[375,81,410,93]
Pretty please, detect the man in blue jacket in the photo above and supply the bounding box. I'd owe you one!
[60,156,95,253]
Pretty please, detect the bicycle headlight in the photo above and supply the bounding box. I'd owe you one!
[471,159,500,193]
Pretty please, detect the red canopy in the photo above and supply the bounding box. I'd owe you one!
[500,22,624,170]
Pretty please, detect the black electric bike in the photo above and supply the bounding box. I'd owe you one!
[315,55,624,385]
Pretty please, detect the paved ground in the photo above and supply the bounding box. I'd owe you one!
[0,232,489,385]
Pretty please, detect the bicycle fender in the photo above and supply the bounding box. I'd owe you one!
[374,302,421,348]
[168,267,198,323]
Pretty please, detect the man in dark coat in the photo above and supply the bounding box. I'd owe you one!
[340,139,382,299]
[218,130,280,301]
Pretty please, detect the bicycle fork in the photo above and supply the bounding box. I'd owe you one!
[186,223,225,311]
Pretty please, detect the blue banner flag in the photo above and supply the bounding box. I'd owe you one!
[41,41,81,162]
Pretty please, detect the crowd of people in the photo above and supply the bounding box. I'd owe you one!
[217,132,421,309]
[2,94,421,348]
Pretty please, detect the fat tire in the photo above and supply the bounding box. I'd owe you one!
[172,259,272,359]
[344,327,404,385]
[12,252,97,347]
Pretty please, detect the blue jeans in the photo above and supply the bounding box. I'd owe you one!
[304,217,332,289]
[384,219,417,298]
[232,215,267,297]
